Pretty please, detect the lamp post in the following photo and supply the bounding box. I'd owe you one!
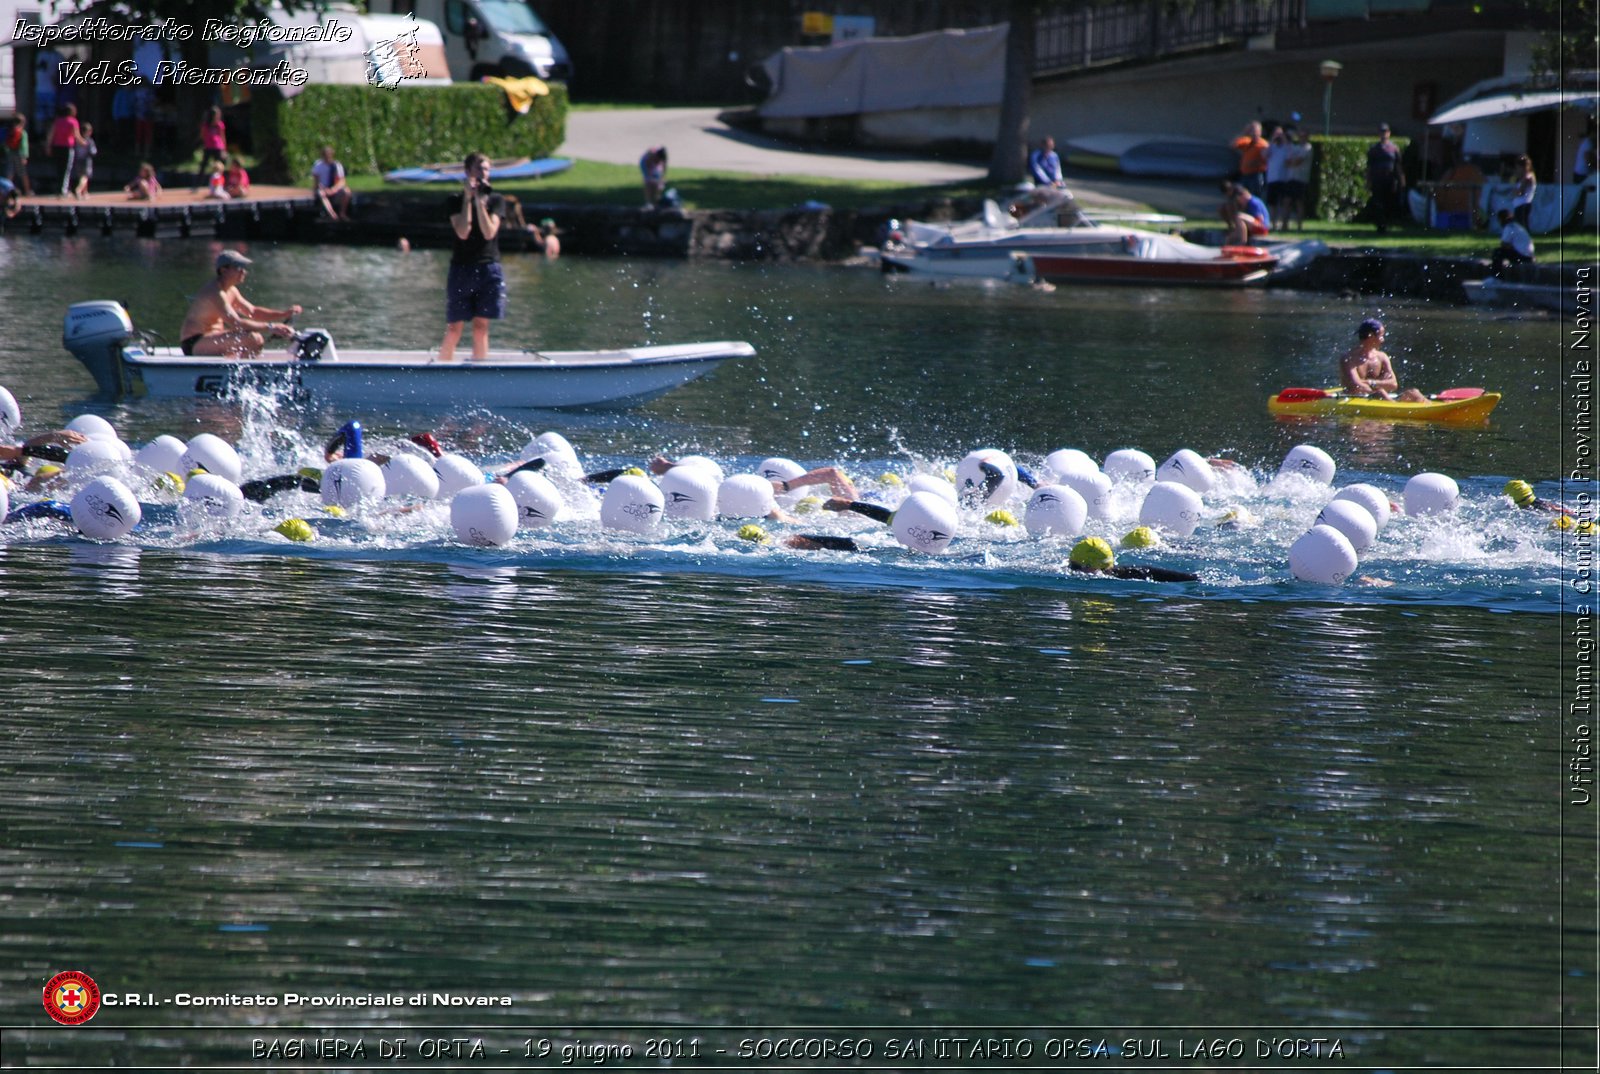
[1319,60,1343,138]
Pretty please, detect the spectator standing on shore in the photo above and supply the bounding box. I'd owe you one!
[1264,126,1293,226]
[1364,123,1405,233]
[640,146,667,208]
[1491,209,1534,276]
[1508,153,1536,229]
[1231,121,1268,196]
[1281,127,1312,230]
[68,121,95,198]
[312,145,353,220]
[438,151,505,363]
[2,114,30,196]
[47,103,79,197]
[195,106,226,190]
[1029,136,1067,188]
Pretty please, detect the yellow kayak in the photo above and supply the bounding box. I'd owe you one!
[1268,387,1501,424]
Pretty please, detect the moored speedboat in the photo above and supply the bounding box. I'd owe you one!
[63,301,753,409]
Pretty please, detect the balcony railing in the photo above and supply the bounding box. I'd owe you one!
[1034,0,1303,76]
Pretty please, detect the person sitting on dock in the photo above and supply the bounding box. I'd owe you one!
[312,145,353,221]
[124,162,160,201]
[1219,181,1270,245]
[176,249,303,358]
[223,156,250,199]
[1338,318,1426,403]
[1491,209,1534,277]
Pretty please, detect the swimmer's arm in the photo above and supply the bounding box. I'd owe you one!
[777,467,857,500]
[23,429,88,450]
[1108,565,1199,582]
[786,534,860,552]
[823,498,893,524]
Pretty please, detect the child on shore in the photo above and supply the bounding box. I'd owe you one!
[68,122,96,198]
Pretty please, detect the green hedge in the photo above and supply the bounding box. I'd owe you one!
[1307,135,1410,223]
[252,82,568,183]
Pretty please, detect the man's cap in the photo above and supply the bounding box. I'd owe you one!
[1379,122,1391,132]
[216,249,252,270]
[539,217,556,228]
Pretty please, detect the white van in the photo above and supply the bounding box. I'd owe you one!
[259,6,453,92]
[368,0,571,83]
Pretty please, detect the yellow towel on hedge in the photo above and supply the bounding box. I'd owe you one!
[481,76,550,114]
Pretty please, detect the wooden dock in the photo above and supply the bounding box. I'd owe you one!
[1,185,320,240]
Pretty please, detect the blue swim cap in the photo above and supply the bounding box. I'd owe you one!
[1357,318,1384,339]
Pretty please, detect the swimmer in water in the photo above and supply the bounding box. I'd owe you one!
[1504,479,1576,516]
[1066,537,1199,582]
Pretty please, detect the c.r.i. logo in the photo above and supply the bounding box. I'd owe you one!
[42,970,101,1025]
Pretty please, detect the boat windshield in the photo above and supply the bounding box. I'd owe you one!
[477,0,549,35]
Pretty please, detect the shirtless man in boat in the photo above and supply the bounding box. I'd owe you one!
[1338,318,1426,402]
[178,249,303,358]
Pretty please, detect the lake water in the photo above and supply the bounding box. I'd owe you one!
[0,235,1591,1069]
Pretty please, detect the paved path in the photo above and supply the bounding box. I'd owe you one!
[560,107,1218,218]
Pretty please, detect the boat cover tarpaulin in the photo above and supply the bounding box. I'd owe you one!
[758,24,1005,119]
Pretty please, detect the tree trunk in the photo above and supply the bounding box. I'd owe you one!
[988,0,1036,185]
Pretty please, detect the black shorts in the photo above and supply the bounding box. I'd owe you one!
[181,334,203,355]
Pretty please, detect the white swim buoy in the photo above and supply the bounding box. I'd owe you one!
[1404,472,1459,516]
[891,490,959,554]
[65,437,126,474]
[717,474,776,519]
[380,453,440,500]
[1289,524,1359,584]
[524,431,582,478]
[1024,484,1088,538]
[1314,498,1377,553]
[1330,484,1392,532]
[758,457,807,484]
[451,483,518,546]
[433,453,484,498]
[907,473,958,505]
[181,472,245,521]
[1279,444,1337,485]
[505,470,563,529]
[955,449,1018,506]
[1103,448,1157,484]
[1139,480,1206,538]
[1045,448,1099,483]
[66,413,118,441]
[600,474,664,534]
[321,458,386,510]
[1059,470,1113,520]
[1156,448,1216,494]
[0,386,19,439]
[133,434,186,476]
[658,463,719,520]
[180,432,243,484]
[70,475,141,540]
[674,455,725,485]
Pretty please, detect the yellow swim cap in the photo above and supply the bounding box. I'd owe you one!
[1504,479,1536,507]
[737,523,770,544]
[1552,514,1575,530]
[794,496,822,515]
[622,467,647,478]
[1069,536,1115,571]
[153,471,185,494]
[879,472,903,486]
[320,504,346,518]
[1121,525,1158,549]
[35,464,63,480]
[275,518,315,542]
[985,508,1019,527]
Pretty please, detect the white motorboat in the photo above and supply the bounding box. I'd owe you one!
[1460,277,1565,312]
[63,302,754,409]
[879,188,1322,285]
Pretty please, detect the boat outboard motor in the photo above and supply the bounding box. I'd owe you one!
[62,301,135,395]
[293,329,337,362]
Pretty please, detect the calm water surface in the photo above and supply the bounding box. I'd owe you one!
[0,238,1588,1069]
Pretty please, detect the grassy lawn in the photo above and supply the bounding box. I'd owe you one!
[347,158,1600,262]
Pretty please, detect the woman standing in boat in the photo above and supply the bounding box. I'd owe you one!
[437,152,505,363]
